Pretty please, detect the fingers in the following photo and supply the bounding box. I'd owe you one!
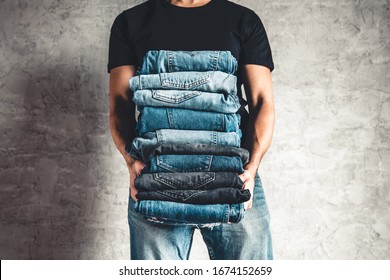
[244,199,253,211]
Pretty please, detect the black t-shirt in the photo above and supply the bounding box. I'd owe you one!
[107,0,274,144]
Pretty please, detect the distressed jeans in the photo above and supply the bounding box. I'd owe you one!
[127,172,273,260]
[133,200,245,224]
[127,129,241,162]
[136,50,238,75]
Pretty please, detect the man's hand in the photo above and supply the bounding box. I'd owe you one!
[126,156,145,202]
[239,168,257,211]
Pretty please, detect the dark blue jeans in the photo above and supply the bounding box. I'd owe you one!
[142,155,245,174]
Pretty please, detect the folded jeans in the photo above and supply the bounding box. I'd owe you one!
[136,188,251,204]
[133,200,246,224]
[142,155,245,174]
[135,171,244,191]
[132,88,240,113]
[135,143,250,166]
[135,107,241,137]
[129,70,238,96]
[136,50,238,75]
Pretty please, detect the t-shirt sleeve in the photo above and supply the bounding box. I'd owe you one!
[240,10,274,72]
[107,12,138,73]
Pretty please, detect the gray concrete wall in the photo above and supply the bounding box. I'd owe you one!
[0,0,389,259]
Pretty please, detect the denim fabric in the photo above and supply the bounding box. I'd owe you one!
[136,188,251,204]
[132,89,240,113]
[133,200,245,224]
[135,107,241,136]
[135,171,244,192]
[136,50,238,75]
[129,70,237,96]
[127,173,273,259]
[127,129,241,161]
[143,155,245,174]
[135,143,249,166]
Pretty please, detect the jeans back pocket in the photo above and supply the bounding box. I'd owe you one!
[153,172,216,189]
[156,155,212,172]
[160,71,212,90]
[152,89,201,104]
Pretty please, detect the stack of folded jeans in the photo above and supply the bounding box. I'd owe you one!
[126,50,251,225]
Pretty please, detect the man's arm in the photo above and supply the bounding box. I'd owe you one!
[240,64,275,210]
[109,65,145,201]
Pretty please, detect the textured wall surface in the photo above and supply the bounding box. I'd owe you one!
[0,0,389,260]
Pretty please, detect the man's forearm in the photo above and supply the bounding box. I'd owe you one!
[243,98,275,176]
[109,96,137,161]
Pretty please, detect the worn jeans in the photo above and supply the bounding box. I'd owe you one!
[127,129,241,161]
[134,143,249,166]
[127,172,273,259]
[132,88,240,113]
[136,188,251,204]
[136,50,238,75]
[135,107,241,136]
[143,155,245,174]
[135,171,244,192]
[129,70,238,96]
[133,200,245,224]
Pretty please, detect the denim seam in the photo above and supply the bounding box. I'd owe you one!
[166,108,176,129]
[152,89,201,103]
[168,50,174,72]
[153,189,207,201]
[156,130,164,144]
[155,155,213,173]
[211,131,217,145]
[139,75,142,90]
[199,230,216,260]
[225,205,230,223]
[153,172,216,189]
[160,72,212,89]
[211,51,218,71]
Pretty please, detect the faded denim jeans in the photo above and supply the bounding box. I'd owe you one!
[127,172,273,260]
[136,50,238,75]
[133,200,245,224]
[127,129,241,162]
[129,70,238,96]
[135,171,244,192]
[143,155,245,174]
[132,88,240,113]
[135,107,241,137]
[133,143,249,166]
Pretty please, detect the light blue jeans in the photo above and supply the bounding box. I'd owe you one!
[127,172,273,260]
[129,70,238,96]
[135,107,241,136]
[136,50,238,75]
[132,88,240,113]
[127,129,241,161]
